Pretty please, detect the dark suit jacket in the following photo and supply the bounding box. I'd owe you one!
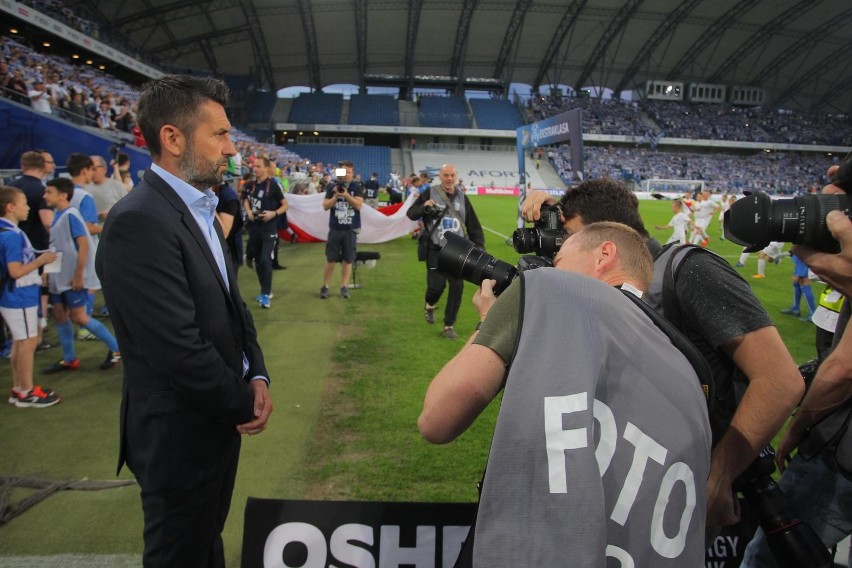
[96,169,268,491]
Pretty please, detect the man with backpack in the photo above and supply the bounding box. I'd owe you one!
[522,179,804,530]
[419,222,712,566]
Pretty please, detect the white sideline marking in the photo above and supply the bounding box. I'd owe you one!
[0,555,142,567]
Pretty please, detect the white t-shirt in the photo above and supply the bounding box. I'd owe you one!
[28,89,52,113]
[667,211,691,244]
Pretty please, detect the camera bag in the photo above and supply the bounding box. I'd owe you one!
[417,223,438,262]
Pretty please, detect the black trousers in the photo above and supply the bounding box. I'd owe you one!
[138,439,240,568]
[246,228,275,295]
[426,244,463,326]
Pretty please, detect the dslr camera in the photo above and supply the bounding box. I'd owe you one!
[334,167,348,193]
[423,203,448,219]
[724,155,851,252]
[435,233,553,297]
[435,204,566,296]
[512,204,566,258]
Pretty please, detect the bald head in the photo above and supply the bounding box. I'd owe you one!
[439,164,458,193]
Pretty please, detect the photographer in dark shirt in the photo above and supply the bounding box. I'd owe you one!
[407,164,484,340]
[320,161,364,300]
[363,172,380,208]
[523,180,803,531]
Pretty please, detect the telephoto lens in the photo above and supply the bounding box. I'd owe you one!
[724,192,849,253]
[724,155,852,252]
[436,233,518,296]
[736,447,832,568]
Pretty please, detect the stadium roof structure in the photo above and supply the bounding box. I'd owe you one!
[68,0,852,113]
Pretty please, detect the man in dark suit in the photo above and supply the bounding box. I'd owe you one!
[95,75,273,568]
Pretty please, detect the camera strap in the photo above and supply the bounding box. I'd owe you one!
[620,288,715,410]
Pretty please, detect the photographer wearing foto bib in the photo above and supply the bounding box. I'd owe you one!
[419,222,711,567]
[407,163,484,340]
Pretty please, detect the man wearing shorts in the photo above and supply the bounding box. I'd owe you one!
[0,186,60,407]
[41,178,121,374]
[320,161,363,299]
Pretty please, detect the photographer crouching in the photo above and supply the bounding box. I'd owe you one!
[407,164,484,339]
[419,222,711,567]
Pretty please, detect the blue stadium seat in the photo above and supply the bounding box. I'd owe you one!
[418,96,471,128]
[245,91,277,124]
[469,99,524,130]
[288,93,344,124]
[349,94,399,126]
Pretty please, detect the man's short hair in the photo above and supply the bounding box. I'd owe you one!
[137,74,230,159]
[20,151,45,170]
[560,178,649,238]
[572,221,654,290]
[66,153,93,177]
[339,160,354,169]
[0,185,23,212]
[256,156,271,168]
[47,177,74,201]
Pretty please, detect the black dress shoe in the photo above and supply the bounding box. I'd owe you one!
[273,264,287,270]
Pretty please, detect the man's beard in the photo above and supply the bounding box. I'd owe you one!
[179,143,226,190]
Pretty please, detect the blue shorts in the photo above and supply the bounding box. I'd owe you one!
[50,289,89,309]
[792,255,809,278]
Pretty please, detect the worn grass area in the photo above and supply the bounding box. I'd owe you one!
[0,195,819,566]
[299,196,820,507]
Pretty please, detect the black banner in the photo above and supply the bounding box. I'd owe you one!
[242,499,476,568]
[242,498,758,567]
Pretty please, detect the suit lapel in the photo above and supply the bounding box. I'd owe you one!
[144,170,235,307]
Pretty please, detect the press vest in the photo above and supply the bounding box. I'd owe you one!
[428,188,466,247]
[474,269,710,567]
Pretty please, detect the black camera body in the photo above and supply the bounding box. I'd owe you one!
[512,204,565,258]
[724,155,852,252]
[424,204,448,219]
[108,141,126,157]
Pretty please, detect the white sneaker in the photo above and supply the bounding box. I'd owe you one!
[77,328,98,341]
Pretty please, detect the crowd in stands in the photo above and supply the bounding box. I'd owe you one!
[551,144,830,194]
[527,93,852,146]
[0,35,145,143]
[641,100,768,142]
[526,95,653,138]
[22,0,99,36]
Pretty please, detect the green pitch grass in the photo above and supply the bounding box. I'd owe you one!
[0,196,818,566]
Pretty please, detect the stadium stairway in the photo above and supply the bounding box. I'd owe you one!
[537,158,566,188]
